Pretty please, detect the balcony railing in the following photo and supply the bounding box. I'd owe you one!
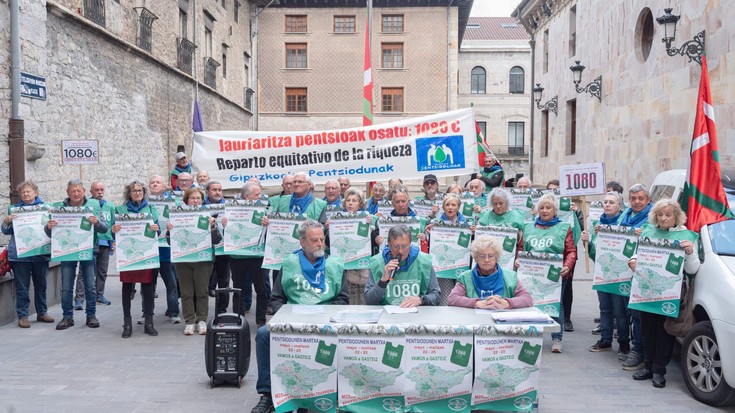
[490,145,529,158]
[204,57,220,89]
[83,0,105,27]
[135,7,158,53]
[177,38,196,75]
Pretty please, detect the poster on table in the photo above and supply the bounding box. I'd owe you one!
[9,205,51,258]
[203,204,226,255]
[376,199,393,217]
[471,325,543,412]
[592,225,637,296]
[510,189,542,222]
[192,108,479,188]
[223,200,267,256]
[378,216,423,251]
[149,195,176,247]
[337,324,406,413]
[168,205,213,263]
[428,222,472,279]
[516,251,563,317]
[474,225,518,271]
[114,213,160,271]
[412,199,436,219]
[270,323,339,413]
[50,206,95,261]
[403,324,474,413]
[262,214,307,270]
[628,238,685,317]
[328,212,372,270]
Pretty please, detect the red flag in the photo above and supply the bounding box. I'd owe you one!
[475,121,494,166]
[682,56,734,232]
[362,10,373,126]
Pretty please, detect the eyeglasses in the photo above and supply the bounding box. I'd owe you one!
[476,254,496,261]
[179,179,192,182]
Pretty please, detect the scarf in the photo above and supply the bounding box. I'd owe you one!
[484,165,501,173]
[204,196,225,205]
[535,216,561,227]
[366,197,380,214]
[18,196,44,207]
[174,163,191,174]
[296,249,326,292]
[382,244,420,272]
[599,212,622,225]
[324,197,342,207]
[440,212,467,223]
[289,191,313,215]
[391,207,417,217]
[125,199,149,213]
[472,264,505,299]
[620,203,652,228]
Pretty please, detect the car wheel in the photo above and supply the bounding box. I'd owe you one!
[681,321,735,407]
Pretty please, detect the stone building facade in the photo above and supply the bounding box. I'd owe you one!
[0,0,253,207]
[458,16,531,182]
[257,0,473,131]
[513,0,734,191]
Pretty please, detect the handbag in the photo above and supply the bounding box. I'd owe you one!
[664,281,695,337]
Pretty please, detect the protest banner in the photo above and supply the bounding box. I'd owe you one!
[404,325,473,413]
[471,325,543,412]
[149,195,176,248]
[428,221,472,279]
[458,192,479,218]
[168,205,214,263]
[510,189,542,222]
[50,206,95,261]
[411,199,436,219]
[203,204,226,255]
[223,200,267,256]
[376,199,393,217]
[9,205,51,258]
[586,201,604,231]
[337,324,406,413]
[114,213,159,271]
[270,323,339,413]
[263,214,307,270]
[474,225,518,272]
[325,205,343,220]
[629,237,686,317]
[328,212,372,270]
[378,216,424,251]
[516,251,563,317]
[192,108,478,189]
[592,225,637,296]
[558,162,605,197]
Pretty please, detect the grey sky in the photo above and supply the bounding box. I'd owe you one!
[470,0,520,17]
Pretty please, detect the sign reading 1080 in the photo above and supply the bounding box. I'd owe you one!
[62,140,99,165]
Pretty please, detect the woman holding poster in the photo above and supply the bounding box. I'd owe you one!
[111,181,160,338]
[1,181,55,328]
[477,188,525,231]
[448,236,532,309]
[520,193,577,353]
[629,199,699,388]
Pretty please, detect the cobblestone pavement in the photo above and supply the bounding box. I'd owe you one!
[0,258,729,412]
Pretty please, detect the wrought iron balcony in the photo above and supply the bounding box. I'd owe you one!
[177,38,196,75]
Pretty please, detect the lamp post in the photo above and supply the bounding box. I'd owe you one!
[656,8,704,66]
[569,60,601,102]
[532,84,557,115]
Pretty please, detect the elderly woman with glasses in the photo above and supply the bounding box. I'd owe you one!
[448,236,532,308]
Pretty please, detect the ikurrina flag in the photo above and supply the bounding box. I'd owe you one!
[475,121,492,166]
[682,55,734,233]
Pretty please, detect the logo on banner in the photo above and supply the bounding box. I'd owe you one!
[661,302,677,315]
[382,398,403,411]
[447,398,468,411]
[313,398,333,411]
[513,397,534,410]
[416,136,465,172]
[619,283,631,295]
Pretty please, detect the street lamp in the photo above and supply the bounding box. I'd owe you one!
[656,8,705,66]
[569,60,602,102]
[532,84,557,115]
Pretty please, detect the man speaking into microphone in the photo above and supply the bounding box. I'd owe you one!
[364,225,440,307]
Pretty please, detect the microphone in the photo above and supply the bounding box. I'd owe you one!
[388,253,402,281]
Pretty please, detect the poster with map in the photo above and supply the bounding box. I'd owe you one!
[337,324,406,413]
[149,195,176,248]
[516,251,563,317]
[592,225,637,296]
[376,200,393,217]
[412,199,436,219]
[404,325,474,413]
[223,200,267,257]
[510,189,542,222]
[9,205,51,258]
[270,323,339,413]
[50,206,95,262]
[471,325,543,412]
[203,204,226,255]
[262,214,306,270]
[474,225,518,272]
[428,222,472,279]
[114,213,159,271]
[328,212,372,270]
[169,205,213,263]
[378,216,423,251]
[628,238,685,317]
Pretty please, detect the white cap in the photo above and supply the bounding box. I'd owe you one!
[175,152,187,160]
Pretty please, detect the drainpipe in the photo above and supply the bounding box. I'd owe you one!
[253,0,277,131]
[193,0,199,101]
[446,0,454,111]
[9,0,25,204]
[528,37,535,182]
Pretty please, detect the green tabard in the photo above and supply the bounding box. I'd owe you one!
[369,252,433,305]
[281,254,344,304]
[522,222,571,255]
[456,268,518,299]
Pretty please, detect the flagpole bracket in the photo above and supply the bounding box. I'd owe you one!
[574,76,602,102]
[664,30,705,67]
[536,96,558,116]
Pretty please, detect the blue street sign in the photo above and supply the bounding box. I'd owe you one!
[20,72,47,101]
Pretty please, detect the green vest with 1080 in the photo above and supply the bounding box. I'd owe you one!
[280,254,345,304]
[272,195,326,221]
[369,252,433,305]
[456,268,519,299]
[522,222,571,254]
